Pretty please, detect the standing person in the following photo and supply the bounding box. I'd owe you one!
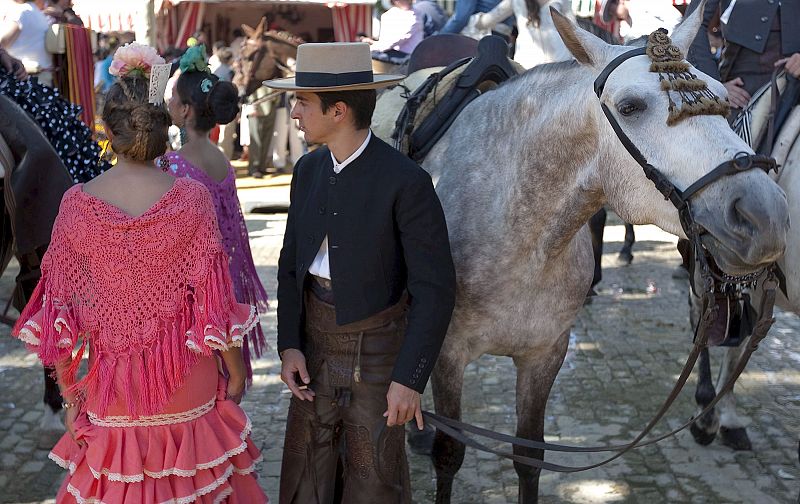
[439,0,515,41]
[265,42,456,503]
[362,0,424,63]
[165,44,270,387]
[0,0,53,84]
[476,0,574,68]
[11,42,267,503]
[413,0,447,37]
[686,0,800,112]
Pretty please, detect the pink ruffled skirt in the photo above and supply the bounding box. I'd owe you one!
[49,358,268,503]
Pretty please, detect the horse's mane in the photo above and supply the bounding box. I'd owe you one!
[496,59,581,91]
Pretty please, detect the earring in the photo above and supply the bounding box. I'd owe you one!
[157,155,170,172]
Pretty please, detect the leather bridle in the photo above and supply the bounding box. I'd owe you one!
[420,45,782,473]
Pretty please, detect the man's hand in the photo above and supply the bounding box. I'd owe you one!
[383,381,423,430]
[280,349,315,401]
[0,49,27,80]
[723,77,751,109]
[776,53,800,79]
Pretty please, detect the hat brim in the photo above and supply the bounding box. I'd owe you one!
[263,73,405,92]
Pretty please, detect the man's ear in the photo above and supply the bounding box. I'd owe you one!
[332,101,347,122]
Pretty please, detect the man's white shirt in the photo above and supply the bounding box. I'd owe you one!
[308,131,373,280]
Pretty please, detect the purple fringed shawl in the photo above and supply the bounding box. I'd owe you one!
[164,152,269,381]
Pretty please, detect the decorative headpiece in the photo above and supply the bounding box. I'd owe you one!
[179,45,215,93]
[646,29,730,125]
[109,42,171,105]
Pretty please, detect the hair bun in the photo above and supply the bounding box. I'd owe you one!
[209,80,239,125]
[130,106,155,132]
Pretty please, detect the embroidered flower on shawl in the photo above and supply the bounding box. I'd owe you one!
[110,43,166,79]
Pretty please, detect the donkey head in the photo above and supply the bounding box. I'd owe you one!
[236,17,302,97]
[552,4,788,275]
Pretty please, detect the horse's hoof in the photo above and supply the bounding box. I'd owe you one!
[40,407,65,432]
[584,288,598,305]
[407,423,435,456]
[720,426,752,451]
[690,421,717,446]
[617,250,633,265]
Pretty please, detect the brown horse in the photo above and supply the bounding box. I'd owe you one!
[235,17,303,97]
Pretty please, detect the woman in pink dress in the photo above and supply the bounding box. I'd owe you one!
[12,43,268,503]
[164,46,269,385]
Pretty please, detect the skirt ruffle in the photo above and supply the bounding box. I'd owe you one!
[49,393,267,504]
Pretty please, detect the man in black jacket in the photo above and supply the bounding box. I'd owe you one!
[686,0,800,110]
[265,42,456,503]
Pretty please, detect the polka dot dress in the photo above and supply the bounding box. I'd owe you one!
[0,69,111,183]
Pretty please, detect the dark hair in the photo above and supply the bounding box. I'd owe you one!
[232,28,244,38]
[316,89,377,130]
[175,71,239,132]
[212,41,225,52]
[102,77,171,162]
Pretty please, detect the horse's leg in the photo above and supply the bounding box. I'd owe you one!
[41,367,64,431]
[716,339,752,450]
[431,350,468,504]
[513,331,570,504]
[690,347,719,445]
[617,223,635,265]
[588,208,607,294]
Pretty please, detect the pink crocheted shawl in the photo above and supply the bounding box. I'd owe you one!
[12,178,257,417]
[163,152,269,380]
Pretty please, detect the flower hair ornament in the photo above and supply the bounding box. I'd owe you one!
[179,45,210,74]
[109,42,165,79]
[109,42,171,105]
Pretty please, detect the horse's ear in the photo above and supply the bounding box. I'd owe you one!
[670,0,705,57]
[254,17,267,38]
[551,7,609,67]
[241,24,255,39]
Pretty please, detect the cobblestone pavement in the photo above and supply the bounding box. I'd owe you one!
[0,209,798,503]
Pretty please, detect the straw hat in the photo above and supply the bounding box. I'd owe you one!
[263,42,404,92]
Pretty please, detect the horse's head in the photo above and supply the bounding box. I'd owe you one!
[236,18,302,97]
[552,4,789,275]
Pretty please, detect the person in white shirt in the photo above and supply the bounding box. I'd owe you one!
[599,0,682,44]
[0,0,52,84]
[476,0,574,69]
[362,0,423,62]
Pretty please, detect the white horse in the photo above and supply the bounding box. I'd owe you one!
[690,75,800,450]
[373,6,789,503]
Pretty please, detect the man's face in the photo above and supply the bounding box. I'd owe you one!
[291,92,336,144]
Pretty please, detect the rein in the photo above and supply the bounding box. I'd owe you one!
[421,34,780,472]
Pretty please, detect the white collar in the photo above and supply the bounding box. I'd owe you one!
[330,130,372,174]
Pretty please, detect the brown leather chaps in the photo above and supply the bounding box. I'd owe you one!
[279,283,411,504]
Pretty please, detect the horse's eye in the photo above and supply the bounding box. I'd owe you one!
[617,99,646,117]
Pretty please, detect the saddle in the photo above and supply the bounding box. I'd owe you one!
[391,35,519,163]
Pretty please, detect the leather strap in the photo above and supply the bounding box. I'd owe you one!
[422,274,777,471]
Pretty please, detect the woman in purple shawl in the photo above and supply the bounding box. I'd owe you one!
[163,46,269,386]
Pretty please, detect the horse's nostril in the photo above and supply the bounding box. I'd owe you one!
[729,197,765,237]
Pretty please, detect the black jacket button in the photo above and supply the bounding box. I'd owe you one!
[319,206,326,214]
[329,176,337,185]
